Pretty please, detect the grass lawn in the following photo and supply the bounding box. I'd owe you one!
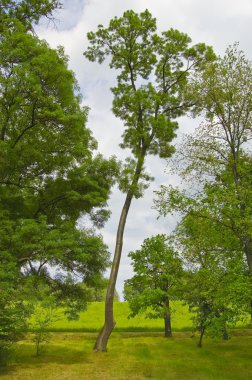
[1,331,252,380]
[48,301,194,332]
[2,302,251,379]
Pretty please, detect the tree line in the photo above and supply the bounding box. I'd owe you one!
[0,0,251,364]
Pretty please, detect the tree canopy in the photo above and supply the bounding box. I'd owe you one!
[0,0,118,362]
[155,45,252,344]
[84,8,215,351]
[124,234,184,337]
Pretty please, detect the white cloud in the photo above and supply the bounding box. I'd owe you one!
[37,0,252,299]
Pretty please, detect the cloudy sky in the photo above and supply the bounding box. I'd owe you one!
[37,0,252,299]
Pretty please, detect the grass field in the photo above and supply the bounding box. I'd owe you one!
[48,301,194,332]
[1,331,252,379]
[47,301,250,333]
[1,302,251,379]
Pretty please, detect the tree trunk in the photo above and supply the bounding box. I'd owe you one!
[243,238,252,325]
[244,237,252,274]
[164,298,172,337]
[164,312,172,337]
[222,326,229,340]
[94,153,145,352]
[197,326,205,348]
[93,193,132,351]
[250,299,252,325]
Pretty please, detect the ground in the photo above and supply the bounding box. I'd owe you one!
[1,331,252,380]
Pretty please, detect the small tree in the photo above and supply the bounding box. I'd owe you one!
[124,235,183,337]
[84,9,215,351]
[184,262,251,348]
[168,211,251,347]
[30,300,60,356]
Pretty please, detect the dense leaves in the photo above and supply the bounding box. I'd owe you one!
[124,235,183,337]
[155,45,252,345]
[0,0,61,31]
[84,10,215,194]
[0,0,118,362]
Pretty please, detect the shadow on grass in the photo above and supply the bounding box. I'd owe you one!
[4,334,95,375]
[0,365,16,377]
[3,331,252,380]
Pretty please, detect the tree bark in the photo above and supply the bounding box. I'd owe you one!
[93,193,132,351]
[94,153,145,352]
[164,312,172,337]
[197,326,205,348]
[250,299,252,325]
[244,237,252,274]
[164,298,172,337]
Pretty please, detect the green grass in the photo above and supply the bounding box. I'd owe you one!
[48,301,194,332]
[45,301,251,333]
[1,331,252,379]
[2,303,252,379]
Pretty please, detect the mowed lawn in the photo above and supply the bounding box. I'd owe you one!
[48,301,250,332]
[49,301,193,332]
[1,302,251,379]
[1,332,252,380]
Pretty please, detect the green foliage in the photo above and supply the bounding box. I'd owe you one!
[184,261,251,344]
[31,306,55,356]
[0,260,29,366]
[84,12,215,348]
[0,5,117,277]
[0,0,61,31]
[0,0,119,359]
[30,295,61,356]
[155,44,252,344]
[84,9,215,197]
[124,235,184,336]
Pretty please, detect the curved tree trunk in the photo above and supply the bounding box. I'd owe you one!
[94,153,145,352]
[93,193,132,351]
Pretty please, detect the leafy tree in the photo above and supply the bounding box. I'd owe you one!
[0,0,118,359]
[175,213,251,347]
[0,0,61,31]
[28,282,61,356]
[0,258,30,365]
[0,0,118,275]
[156,161,252,339]
[84,9,215,351]
[185,263,250,348]
[177,44,252,271]
[155,45,252,323]
[124,235,183,337]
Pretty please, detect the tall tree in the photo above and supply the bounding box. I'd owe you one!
[124,234,183,338]
[156,44,252,273]
[84,9,215,351]
[155,44,252,325]
[0,20,117,273]
[0,0,118,360]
